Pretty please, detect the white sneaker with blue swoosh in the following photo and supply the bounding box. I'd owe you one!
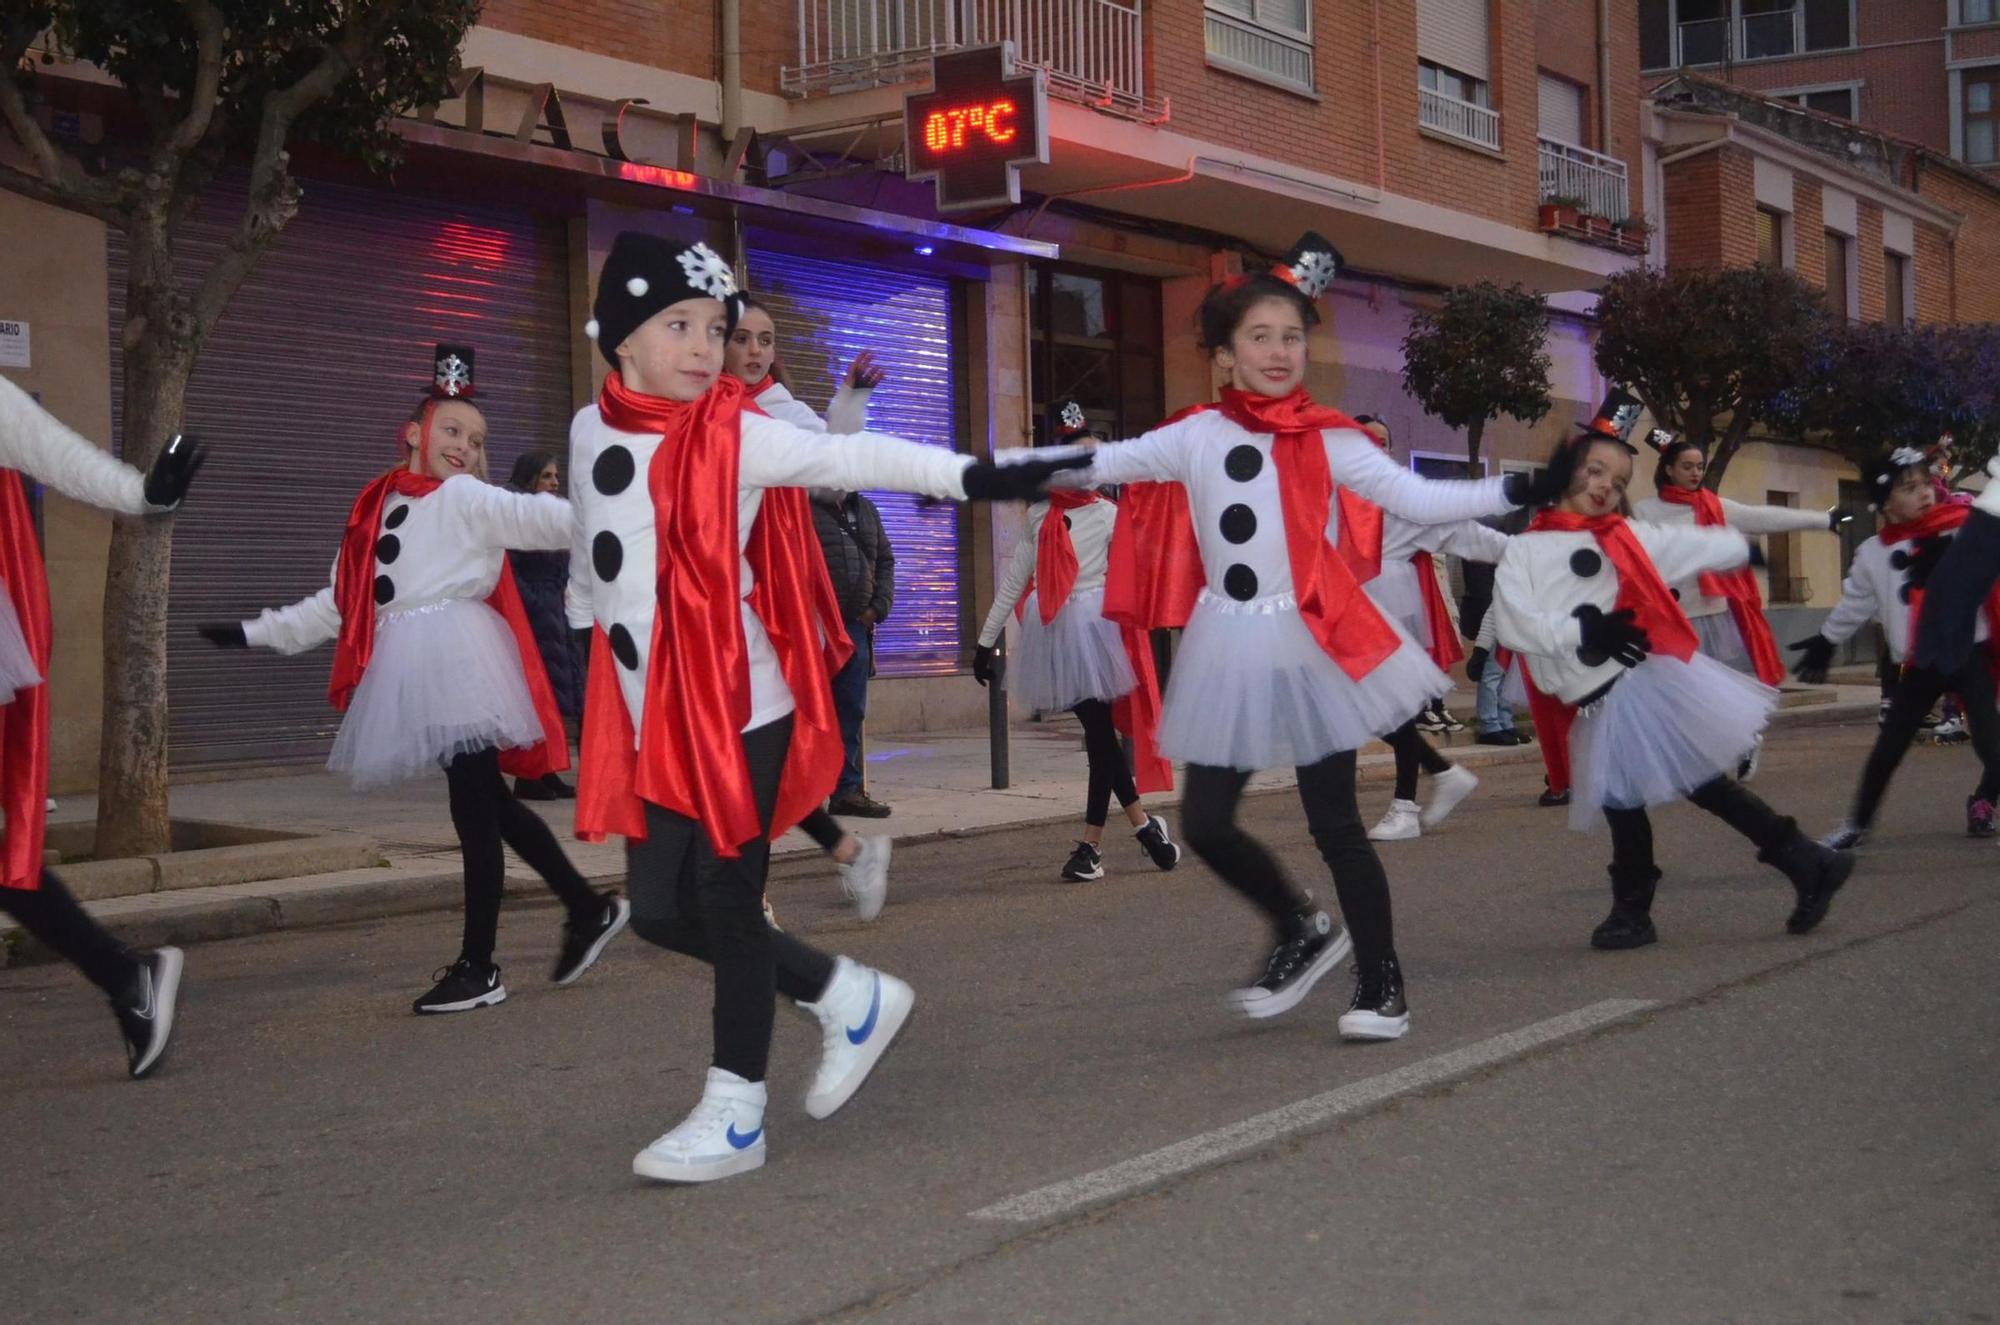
[632,1067,767,1184]
[799,956,914,1120]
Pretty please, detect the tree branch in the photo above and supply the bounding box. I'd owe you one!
[163,0,226,157]
[0,154,125,225]
[0,27,130,216]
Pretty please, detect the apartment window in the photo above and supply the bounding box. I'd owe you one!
[1965,68,2000,163]
[1538,72,1588,146]
[1757,206,1787,267]
[1962,0,1997,26]
[1884,252,1911,325]
[1824,231,1849,319]
[1766,491,1805,603]
[1775,86,1857,120]
[1205,0,1315,94]
[1415,0,1495,147]
[1640,0,1854,69]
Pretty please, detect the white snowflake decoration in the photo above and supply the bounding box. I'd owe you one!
[1608,402,1640,437]
[1646,427,1676,452]
[1060,401,1086,431]
[434,354,471,397]
[678,243,737,300]
[1288,249,1339,298]
[1889,445,1927,469]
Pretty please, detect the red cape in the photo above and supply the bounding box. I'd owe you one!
[0,471,49,891]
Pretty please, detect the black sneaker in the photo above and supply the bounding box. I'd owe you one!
[113,947,184,1079]
[1060,841,1104,882]
[552,893,631,986]
[1228,905,1352,1019]
[1538,787,1571,808]
[414,959,507,1014]
[1436,706,1467,734]
[1134,815,1181,871]
[513,777,560,801]
[1414,711,1448,735]
[1590,907,1659,950]
[1475,730,1524,746]
[828,791,893,819]
[1337,958,1410,1041]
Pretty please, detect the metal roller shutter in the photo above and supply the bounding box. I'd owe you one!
[1538,73,1585,145]
[744,241,964,677]
[1417,0,1491,82]
[109,173,572,770]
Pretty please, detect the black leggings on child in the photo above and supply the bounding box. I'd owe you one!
[1181,749,1395,967]
[1850,658,2000,829]
[0,870,138,995]
[1603,775,1795,880]
[444,746,602,966]
[1385,717,1452,801]
[622,716,838,1083]
[799,807,845,854]
[1072,698,1139,828]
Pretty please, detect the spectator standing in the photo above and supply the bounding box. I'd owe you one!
[813,487,895,817]
[505,449,584,800]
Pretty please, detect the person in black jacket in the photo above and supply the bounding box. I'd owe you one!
[811,487,895,817]
[506,449,583,800]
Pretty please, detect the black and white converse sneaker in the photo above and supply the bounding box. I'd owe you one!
[1337,957,1410,1041]
[1228,904,1353,1019]
[1060,841,1104,882]
[413,959,507,1014]
[114,947,184,1079]
[552,893,631,986]
[1134,815,1181,871]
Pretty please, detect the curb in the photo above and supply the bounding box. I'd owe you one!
[0,694,1883,969]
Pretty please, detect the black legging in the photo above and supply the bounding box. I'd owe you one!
[1604,775,1795,880]
[444,747,601,966]
[800,807,845,854]
[1181,749,1396,968]
[1850,657,2000,829]
[1073,698,1139,828]
[1385,717,1453,802]
[623,716,838,1083]
[0,869,137,996]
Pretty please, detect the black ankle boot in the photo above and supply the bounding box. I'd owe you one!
[1760,827,1855,935]
[1591,865,1660,950]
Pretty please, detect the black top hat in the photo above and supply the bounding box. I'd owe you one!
[587,233,743,367]
[1274,231,1344,300]
[1580,387,1643,450]
[431,344,476,400]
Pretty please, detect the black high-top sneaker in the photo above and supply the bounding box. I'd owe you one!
[1134,815,1182,871]
[1761,827,1855,935]
[1227,901,1352,1020]
[1060,841,1104,882]
[1590,865,1660,951]
[1337,956,1410,1041]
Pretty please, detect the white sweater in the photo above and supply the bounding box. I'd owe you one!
[1366,514,1508,641]
[978,497,1118,648]
[0,376,157,517]
[1494,521,1750,703]
[1819,528,1992,664]
[1631,493,1827,619]
[751,379,872,437]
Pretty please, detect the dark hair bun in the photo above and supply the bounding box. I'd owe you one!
[1198,273,1320,352]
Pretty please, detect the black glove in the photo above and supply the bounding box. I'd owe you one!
[1895,534,1951,590]
[1828,507,1852,530]
[1502,439,1579,509]
[972,644,997,687]
[198,622,247,648]
[1574,604,1649,669]
[144,432,207,509]
[961,452,1092,503]
[1465,645,1490,680]
[1788,633,1835,685]
[1746,540,1767,569]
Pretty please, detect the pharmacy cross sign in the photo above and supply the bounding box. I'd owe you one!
[903,43,1050,212]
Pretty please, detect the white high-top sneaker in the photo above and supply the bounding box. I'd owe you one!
[1368,799,1422,841]
[1419,765,1478,829]
[798,956,914,1120]
[632,1068,768,1184]
[837,836,891,923]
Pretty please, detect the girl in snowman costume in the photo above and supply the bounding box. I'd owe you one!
[1493,423,1855,952]
[1075,233,1578,1042]
[568,232,1083,1184]
[1792,448,2000,845]
[0,378,202,1077]
[971,398,1180,883]
[722,295,890,921]
[202,347,627,1015]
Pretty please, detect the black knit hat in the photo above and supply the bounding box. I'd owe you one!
[1864,446,1930,508]
[586,233,742,366]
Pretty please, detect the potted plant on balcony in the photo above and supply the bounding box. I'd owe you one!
[1584,212,1617,241]
[1539,194,1585,233]
[1610,217,1650,253]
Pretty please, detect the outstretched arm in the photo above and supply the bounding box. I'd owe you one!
[442,475,573,552]
[1323,429,1514,525]
[240,558,343,655]
[0,376,154,515]
[977,514,1041,648]
[1719,497,1837,536]
[741,413,971,499]
[1633,523,1750,587]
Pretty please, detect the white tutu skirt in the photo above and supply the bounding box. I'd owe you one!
[1014,588,1135,712]
[1567,650,1777,831]
[0,584,41,706]
[1159,590,1448,772]
[1691,610,1751,669]
[327,597,544,788]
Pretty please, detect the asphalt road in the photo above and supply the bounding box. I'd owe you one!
[3,718,1995,1324]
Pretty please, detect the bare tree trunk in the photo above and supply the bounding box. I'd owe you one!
[1465,418,1486,478]
[1703,412,1755,492]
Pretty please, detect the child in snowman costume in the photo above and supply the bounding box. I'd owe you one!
[971,398,1181,883]
[202,346,627,1014]
[1493,420,1854,951]
[1794,448,2000,845]
[1072,233,1577,1041]
[0,378,201,1077]
[567,232,1083,1184]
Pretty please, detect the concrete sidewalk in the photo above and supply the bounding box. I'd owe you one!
[12,684,1878,961]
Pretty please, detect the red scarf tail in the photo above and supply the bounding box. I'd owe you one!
[1111,625,1173,794]
[1411,550,1465,671]
[752,486,854,840]
[573,625,647,842]
[487,563,570,780]
[1659,486,1783,685]
[0,473,49,891]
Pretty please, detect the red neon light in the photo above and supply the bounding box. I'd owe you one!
[920,98,1020,156]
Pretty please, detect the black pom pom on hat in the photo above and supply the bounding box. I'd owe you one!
[587,233,743,366]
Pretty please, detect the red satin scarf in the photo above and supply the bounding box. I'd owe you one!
[1409,549,1466,671]
[1879,502,2000,659]
[1529,509,1698,662]
[1032,489,1097,624]
[0,471,50,891]
[1654,484,1784,685]
[575,371,852,855]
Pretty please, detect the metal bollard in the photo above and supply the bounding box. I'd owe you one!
[988,637,1010,790]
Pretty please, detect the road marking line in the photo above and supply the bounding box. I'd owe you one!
[969,998,1657,1223]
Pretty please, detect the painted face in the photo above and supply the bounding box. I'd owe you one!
[534,462,560,495]
[1881,467,1935,524]
[404,400,487,481]
[617,297,729,401]
[1217,295,1308,399]
[1665,445,1705,491]
[724,306,777,386]
[1562,440,1633,518]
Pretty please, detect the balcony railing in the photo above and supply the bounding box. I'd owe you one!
[1538,137,1629,223]
[783,0,1166,122]
[1419,87,1500,150]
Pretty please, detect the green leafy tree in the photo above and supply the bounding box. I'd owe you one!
[1401,282,1553,477]
[1594,264,1826,490]
[0,0,479,856]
